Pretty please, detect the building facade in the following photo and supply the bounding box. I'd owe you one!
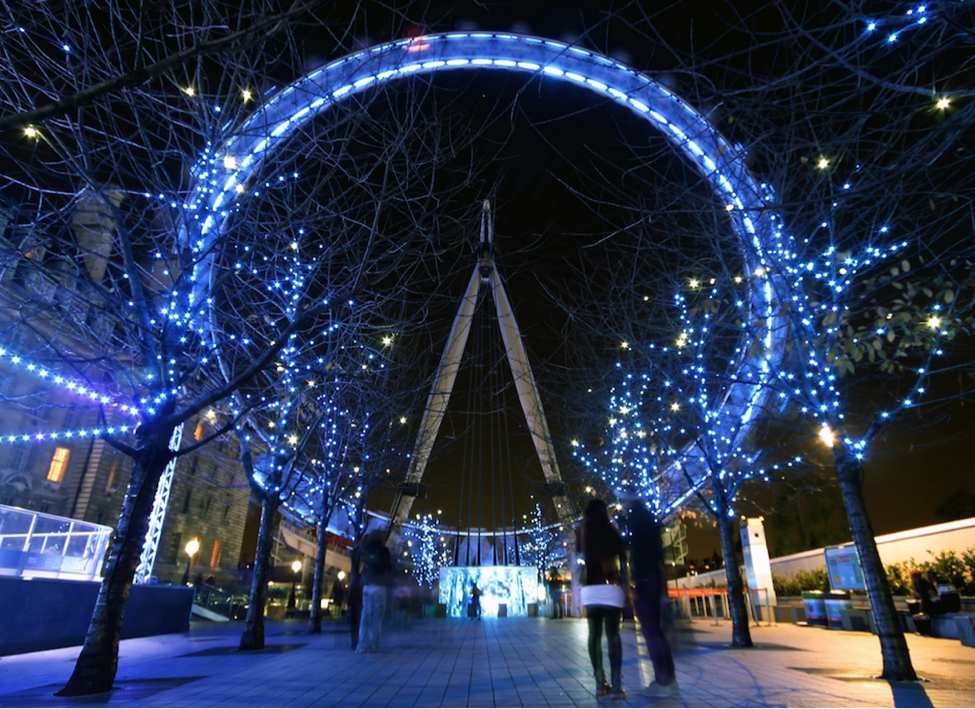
[0,195,254,588]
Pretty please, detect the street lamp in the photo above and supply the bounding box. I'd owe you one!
[288,559,302,610]
[818,423,836,448]
[181,538,200,586]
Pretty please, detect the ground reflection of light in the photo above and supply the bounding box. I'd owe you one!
[632,619,654,688]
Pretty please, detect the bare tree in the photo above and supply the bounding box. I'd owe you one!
[542,0,974,681]
[3,0,972,691]
[0,0,484,692]
[0,1,370,693]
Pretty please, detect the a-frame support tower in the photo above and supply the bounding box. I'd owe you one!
[389,201,574,529]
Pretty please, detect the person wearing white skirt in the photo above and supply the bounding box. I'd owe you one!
[576,499,628,699]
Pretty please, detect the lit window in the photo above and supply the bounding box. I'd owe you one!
[46,447,71,483]
[210,539,223,569]
[193,419,205,441]
[105,460,120,492]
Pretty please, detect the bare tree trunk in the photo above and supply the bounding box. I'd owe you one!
[834,446,916,681]
[57,426,174,696]
[716,509,753,648]
[239,496,277,651]
[308,499,334,634]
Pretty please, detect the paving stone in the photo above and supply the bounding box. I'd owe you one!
[1,617,973,706]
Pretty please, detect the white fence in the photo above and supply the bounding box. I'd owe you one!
[0,504,112,581]
[676,516,975,589]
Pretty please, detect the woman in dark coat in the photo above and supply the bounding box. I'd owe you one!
[576,499,628,699]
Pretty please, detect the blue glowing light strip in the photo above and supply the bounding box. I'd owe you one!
[0,344,141,417]
[0,423,132,445]
[182,31,791,507]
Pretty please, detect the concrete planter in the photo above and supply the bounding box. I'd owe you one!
[0,576,192,655]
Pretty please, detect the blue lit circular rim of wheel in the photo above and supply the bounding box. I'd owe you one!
[184,32,788,520]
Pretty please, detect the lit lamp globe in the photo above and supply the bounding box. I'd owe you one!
[337,570,347,582]
[288,559,302,610]
[181,538,200,586]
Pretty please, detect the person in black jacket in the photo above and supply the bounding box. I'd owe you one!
[627,500,678,697]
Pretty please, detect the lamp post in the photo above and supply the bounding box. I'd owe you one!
[288,559,302,610]
[181,538,200,586]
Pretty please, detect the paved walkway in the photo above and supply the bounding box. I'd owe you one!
[1,617,973,707]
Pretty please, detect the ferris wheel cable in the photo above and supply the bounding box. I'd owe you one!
[473,298,482,551]
[494,322,506,562]
[497,357,507,565]
[461,285,482,563]
[502,350,518,564]
[497,321,513,563]
[476,300,488,567]
[489,306,500,542]
[453,378,468,558]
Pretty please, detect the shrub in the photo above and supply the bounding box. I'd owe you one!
[767,547,975,597]
[772,575,801,597]
[961,548,975,594]
[773,569,829,596]
[884,548,975,596]
[927,550,967,590]
[797,569,830,592]
[885,561,913,595]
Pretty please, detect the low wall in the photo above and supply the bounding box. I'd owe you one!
[676,516,975,589]
[0,577,193,655]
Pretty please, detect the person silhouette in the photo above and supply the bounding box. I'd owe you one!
[355,531,393,653]
[547,568,564,619]
[627,499,678,697]
[576,499,628,699]
[469,581,482,620]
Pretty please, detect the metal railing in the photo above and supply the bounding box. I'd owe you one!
[0,503,112,581]
[193,583,248,620]
[669,585,776,627]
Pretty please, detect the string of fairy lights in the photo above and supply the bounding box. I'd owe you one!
[0,424,134,445]
[404,511,452,587]
[572,278,805,519]
[3,0,964,545]
[863,3,935,45]
[520,501,562,575]
[573,215,951,520]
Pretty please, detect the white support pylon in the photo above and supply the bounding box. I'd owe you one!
[389,201,574,528]
[134,422,183,583]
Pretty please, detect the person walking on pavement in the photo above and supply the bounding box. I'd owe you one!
[356,531,393,653]
[330,579,347,618]
[546,567,564,619]
[348,544,363,649]
[576,499,628,700]
[627,499,679,698]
